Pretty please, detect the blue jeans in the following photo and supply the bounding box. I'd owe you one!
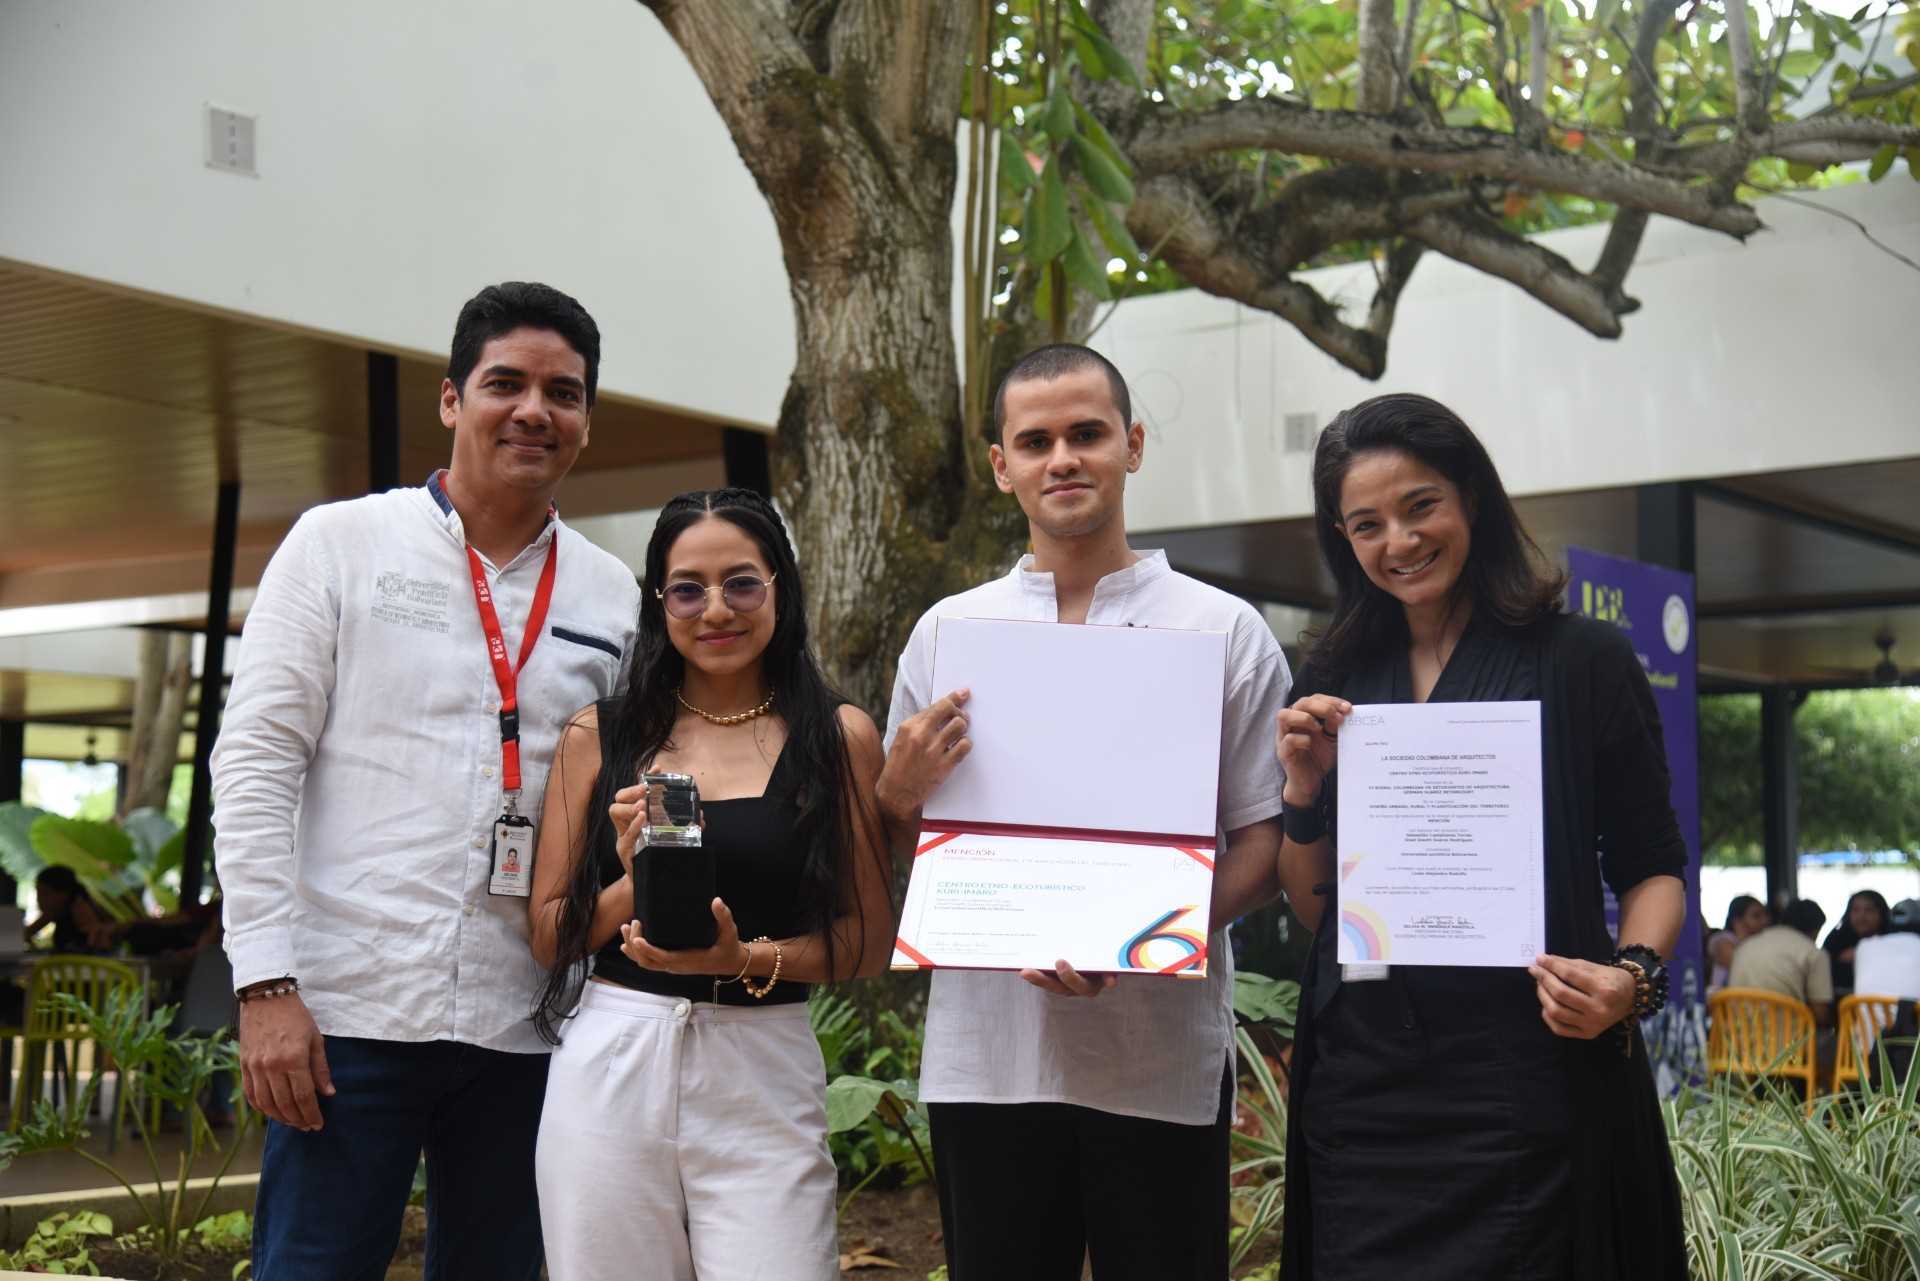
[251,1036,549,1281]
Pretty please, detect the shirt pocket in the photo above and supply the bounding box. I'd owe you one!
[548,623,623,661]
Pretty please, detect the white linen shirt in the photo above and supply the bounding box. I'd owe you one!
[885,550,1290,1124]
[213,477,640,1054]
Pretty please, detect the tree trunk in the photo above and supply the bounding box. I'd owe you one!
[643,2,1024,717]
[120,631,190,818]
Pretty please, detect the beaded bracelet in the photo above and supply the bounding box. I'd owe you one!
[237,978,300,1004]
[742,936,783,999]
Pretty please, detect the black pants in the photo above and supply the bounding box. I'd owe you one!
[928,1067,1233,1281]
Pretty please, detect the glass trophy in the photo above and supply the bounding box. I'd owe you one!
[638,772,715,948]
[641,772,702,846]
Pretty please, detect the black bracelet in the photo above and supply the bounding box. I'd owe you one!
[1611,945,1669,1017]
[1282,798,1327,845]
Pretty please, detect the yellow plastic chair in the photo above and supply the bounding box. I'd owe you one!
[1833,993,1904,1092]
[7,955,143,1144]
[1707,987,1818,1111]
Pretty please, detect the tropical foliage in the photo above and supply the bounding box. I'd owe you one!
[1700,688,1920,860]
[0,800,187,918]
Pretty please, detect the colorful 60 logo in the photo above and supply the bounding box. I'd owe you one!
[1120,906,1207,974]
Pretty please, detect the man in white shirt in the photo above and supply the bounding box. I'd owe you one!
[878,344,1289,1280]
[213,282,640,1280]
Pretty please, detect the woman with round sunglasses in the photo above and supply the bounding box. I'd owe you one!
[528,487,893,1281]
[1273,395,1688,1280]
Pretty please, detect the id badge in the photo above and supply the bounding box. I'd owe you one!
[489,815,535,898]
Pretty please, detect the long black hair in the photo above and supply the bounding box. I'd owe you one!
[533,487,872,1042]
[1305,393,1565,676]
[1826,889,1891,952]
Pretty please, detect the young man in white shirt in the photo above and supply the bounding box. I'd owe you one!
[878,344,1290,1280]
[213,282,641,1280]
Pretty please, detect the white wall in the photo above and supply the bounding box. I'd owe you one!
[1097,180,1920,533]
[0,0,794,427]
[3,1,1915,509]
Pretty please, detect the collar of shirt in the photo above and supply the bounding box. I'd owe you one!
[422,469,561,569]
[1007,548,1172,617]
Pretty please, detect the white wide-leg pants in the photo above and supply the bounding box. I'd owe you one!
[535,981,840,1281]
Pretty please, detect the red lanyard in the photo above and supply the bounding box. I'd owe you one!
[465,537,559,801]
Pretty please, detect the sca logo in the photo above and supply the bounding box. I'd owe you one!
[1578,581,1630,629]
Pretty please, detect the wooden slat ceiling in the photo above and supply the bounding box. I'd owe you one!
[0,260,734,582]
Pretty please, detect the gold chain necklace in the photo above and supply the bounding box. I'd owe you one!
[676,686,775,726]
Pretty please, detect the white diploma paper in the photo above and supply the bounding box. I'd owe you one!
[895,831,1216,976]
[1334,701,1545,967]
[892,618,1228,975]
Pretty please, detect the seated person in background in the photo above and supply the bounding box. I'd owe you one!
[26,866,112,954]
[1730,899,1835,1027]
[1822,889,1891,997]
[1708,895,1770,992]
[99,894,225,985]
[1853,931,1920,1002]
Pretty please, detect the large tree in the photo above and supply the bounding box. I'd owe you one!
[639,0,1920,713]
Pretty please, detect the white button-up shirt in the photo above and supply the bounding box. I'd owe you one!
[885,551,1290,1124]
[213,477,640,1053]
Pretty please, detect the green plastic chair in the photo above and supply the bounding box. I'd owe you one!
[7,954,144,1147]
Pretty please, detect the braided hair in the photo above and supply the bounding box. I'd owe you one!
[532,488,871,1042]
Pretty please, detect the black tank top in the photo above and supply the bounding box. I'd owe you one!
[589,700,811,1006]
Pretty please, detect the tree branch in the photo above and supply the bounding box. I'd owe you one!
[1722,0,1769,135]
[1357,0,1400,114]
[1814,71,1920,113]
[1405,207,1625,337]
[1127,170,1473,379]
[1085,0,1155,120]
[1526,0,1550,141]
[828,1,974,151]
[1127,99,1763,236]
[1670,115,1920,172]
[1396,0,1426,111]
[1591,0,1682,313]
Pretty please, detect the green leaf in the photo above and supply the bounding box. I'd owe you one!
[1085,194,1143,264]
[1907,148,1920,181]
[1233,972,1301,1034]
[1779,49,1826,78]
[1070,135,1135,204]
[1062,228,1114,301]
[30,815,135,878]
[1043,84,1077,140]
[997,127,1035,194]
[1070,101,1133,178]
[1071,20,1141,87]
[1869,144,1897,181]
[1024,155,1073,265]
[121,807,178,863]
[825,1075,895,1134]
[0,801,50,884]
[29,815,142,920]
[1786,161,1818,182]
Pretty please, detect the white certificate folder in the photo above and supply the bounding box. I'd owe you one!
[892,617,1228,977]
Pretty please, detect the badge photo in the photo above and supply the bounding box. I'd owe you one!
[490,814,536,897]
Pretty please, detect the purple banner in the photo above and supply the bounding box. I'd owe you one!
[1566,547,1704,1091]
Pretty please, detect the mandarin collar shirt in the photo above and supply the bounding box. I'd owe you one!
[884,550,1291,1124]
[213,476,640,1053]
